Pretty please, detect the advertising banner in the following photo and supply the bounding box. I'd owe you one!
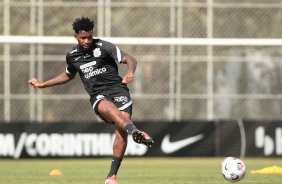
[0,121,281,158]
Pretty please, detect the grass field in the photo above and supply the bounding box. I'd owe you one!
[0,157,281,184]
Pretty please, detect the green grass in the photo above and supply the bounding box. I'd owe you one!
[0,157,281,184]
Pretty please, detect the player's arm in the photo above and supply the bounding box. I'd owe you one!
[120,54,137,84]
[28,72,76,88]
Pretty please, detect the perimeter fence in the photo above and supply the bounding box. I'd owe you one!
[1,0,282,122]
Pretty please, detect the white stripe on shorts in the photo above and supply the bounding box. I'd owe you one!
[92,98,132,111]
[92,96,106,110]
[119,100,132,110]
[66,67,71,74]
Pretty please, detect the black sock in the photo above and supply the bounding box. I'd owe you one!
[124,124,138,134]
[107,156,122,178]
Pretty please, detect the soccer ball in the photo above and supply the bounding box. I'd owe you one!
[222,157,246,182]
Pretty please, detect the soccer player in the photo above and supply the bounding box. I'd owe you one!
[28,17,154,184]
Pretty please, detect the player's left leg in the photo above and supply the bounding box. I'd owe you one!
[105,112,128,184]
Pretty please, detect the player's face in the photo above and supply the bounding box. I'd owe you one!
[74,30,93,51]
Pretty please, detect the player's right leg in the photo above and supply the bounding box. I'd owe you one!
[90,94,154,146]
[97,100,154,145]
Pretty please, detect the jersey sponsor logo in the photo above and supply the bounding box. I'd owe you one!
[80,61,96,69]
[93,48,101,57]
[84,67,107,79]
[80,61,106,79]
[161,134,204,154]
[70,49,78,54]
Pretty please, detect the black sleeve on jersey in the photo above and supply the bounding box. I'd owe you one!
[65,54,77,74]
[102,40,127,63]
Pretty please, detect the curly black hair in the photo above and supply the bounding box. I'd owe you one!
[72,17,95,33]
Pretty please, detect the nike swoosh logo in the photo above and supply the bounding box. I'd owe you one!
[75,56,81,61]
[161,134,204,154]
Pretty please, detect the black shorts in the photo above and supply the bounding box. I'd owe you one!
[90,87,133,123]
